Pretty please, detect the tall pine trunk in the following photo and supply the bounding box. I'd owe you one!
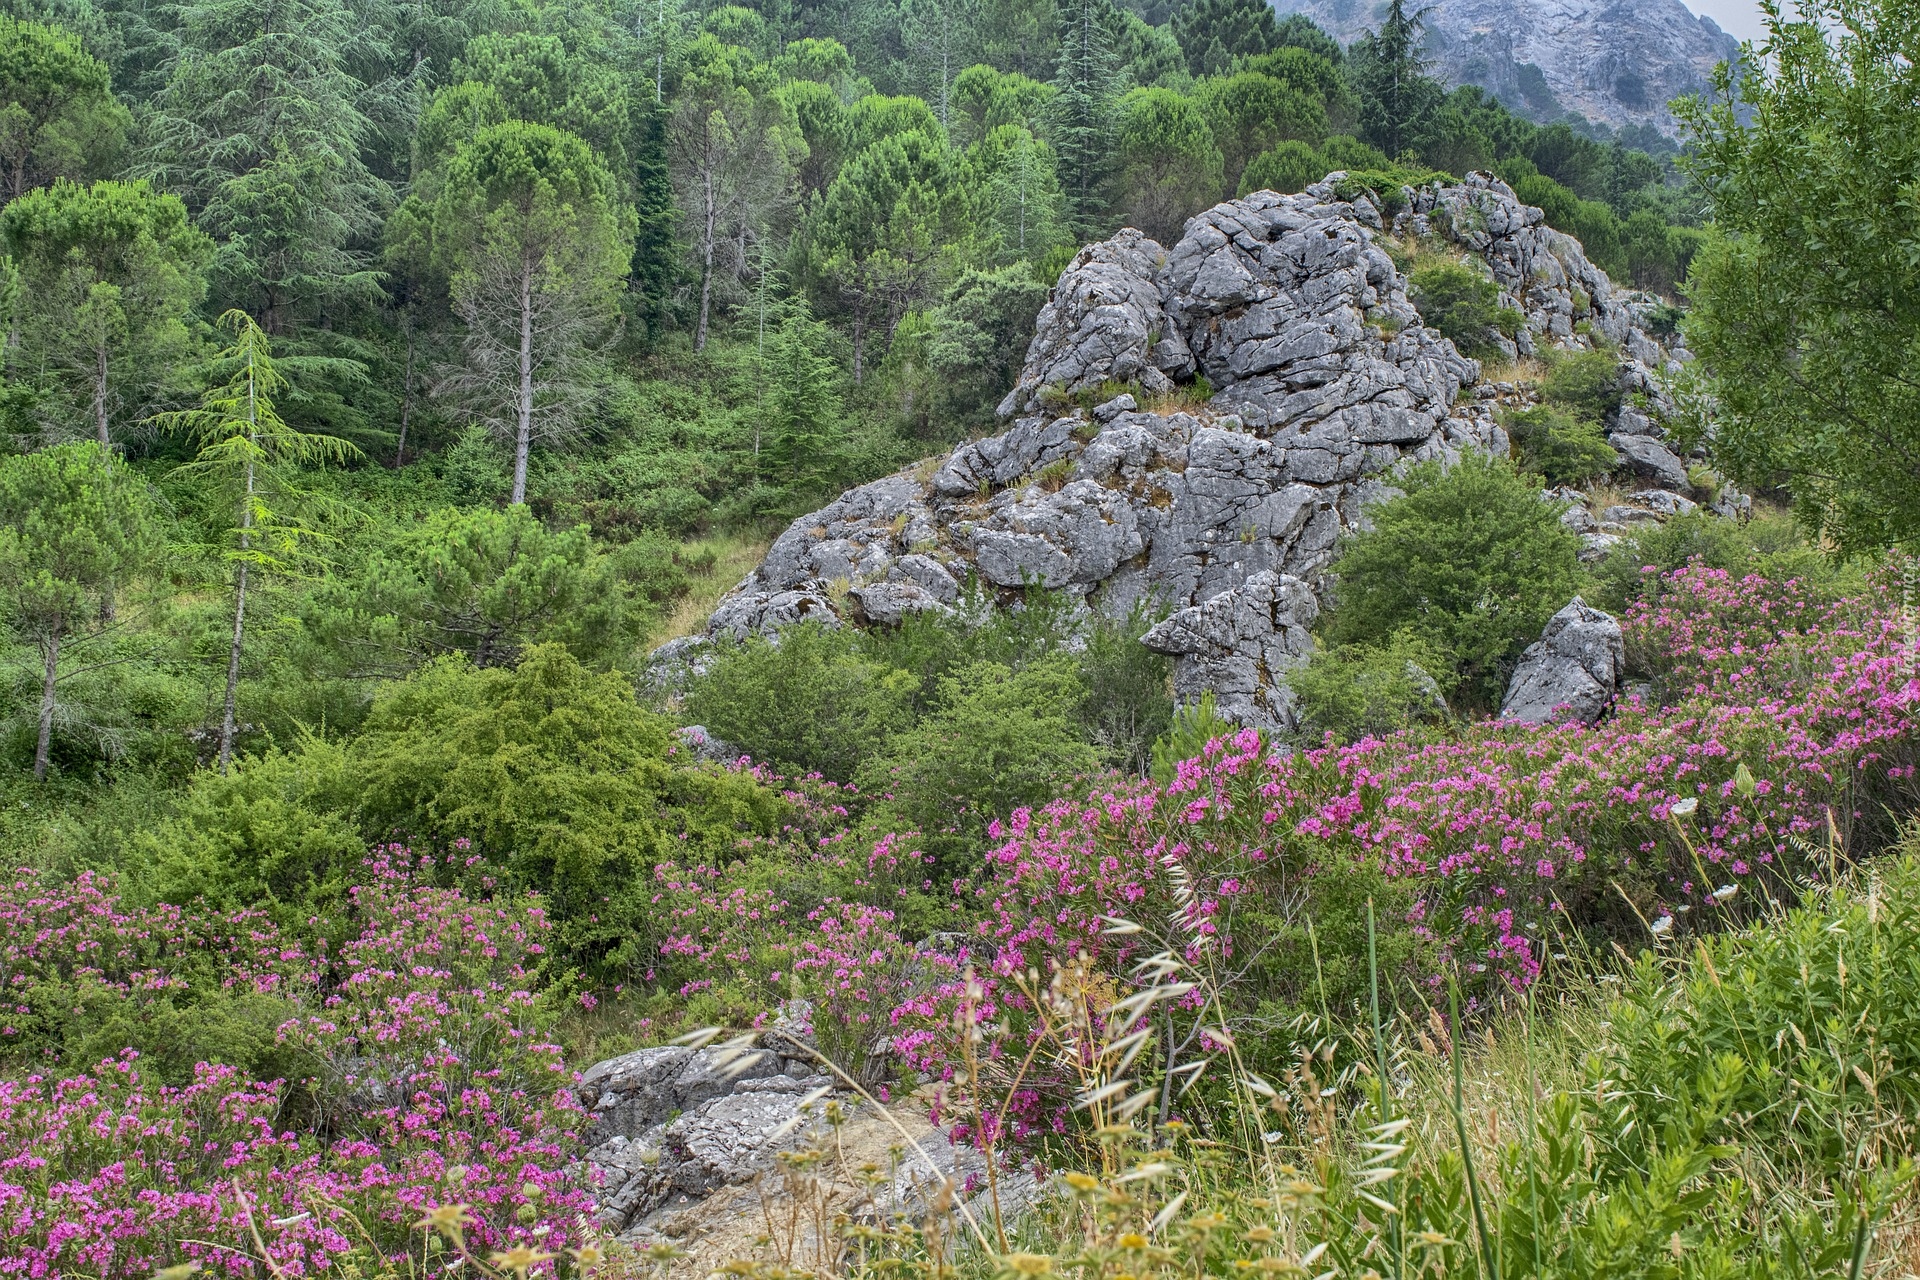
[394,313,415,467]
[695,163,717,352]
[32,621,60,782]
[93,337,117,623]
[92,338,110,447]
[511,257,534,504]
[218,379,259,773]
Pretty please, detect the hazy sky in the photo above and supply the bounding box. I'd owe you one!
[1684,0,1769,45]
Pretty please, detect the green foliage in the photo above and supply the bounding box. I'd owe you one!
[1170,0,1280,78]
[1676,0,1920,553]
[429,119,634,501]
[142,0,388,329]
[859,654,1098,850]
[0,15,128,201]
[1238,139,1321,195]
[1289,629,1450,741]
[683,623,914,781]
[1322,453,1584,708]
[764,306,846,491]
[1588,509,1854,616]
[1194,71,1325,198]
[1113,86,1222,244]
[1074,600,1173,774]
[1502,404,1618,486]
[0,442,155,778]
[0,177,211,446]
[137,740,364,932]
[1348,0,1439,159]
[1048,0,1120,238]
[346,645,787,978]
[1407,258,1517,358]
[1148,690,1238,784]
[1539,347,1625,420]
[322,505,648,671]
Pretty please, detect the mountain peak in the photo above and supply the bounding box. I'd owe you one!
[1273,0,1741,135]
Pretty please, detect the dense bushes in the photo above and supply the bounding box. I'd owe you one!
[1321,453,1584,708]
[1407,258,1520,357]
[1504,403,1618,485]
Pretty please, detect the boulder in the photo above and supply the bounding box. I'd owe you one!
[1499,599,1626,725]
[1610,433,1691,491]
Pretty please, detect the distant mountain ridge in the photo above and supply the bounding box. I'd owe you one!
[1271,0,1742,136]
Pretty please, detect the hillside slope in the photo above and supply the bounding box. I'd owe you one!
[1273,0,1741,134]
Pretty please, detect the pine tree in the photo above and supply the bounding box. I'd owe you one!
[629,94,678,346]
[1169,0,1280,78]
[1048,0,1119,240]
[141,0,389,332]
[0,441,153,780]
[0,17,129,206]
[152,312,360,771]
[1349,0,1441,160]
[428,121,634,504]
[1,178,211,447]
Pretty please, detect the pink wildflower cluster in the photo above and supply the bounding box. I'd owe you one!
[886,566,1919,1088]
[0,849,589,1278]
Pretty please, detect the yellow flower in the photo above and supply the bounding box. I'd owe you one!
[1244,1226,1277,1244]
[1187,1213,1229,1232]
[1061,1171,1102,1193]
[488,1245,557,1276]
[1118,1234,1148,1251]
[414,1204,477,1236]
[568,1245,606,1268]
[1004,1254,1054,1276]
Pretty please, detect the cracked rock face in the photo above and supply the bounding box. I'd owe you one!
[663,174,1687,732]
[1498,598,1627,726]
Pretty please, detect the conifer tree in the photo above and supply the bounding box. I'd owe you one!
[141,0,388,332]
[429,121,633,503]
[153,312,360,772]
[1349,0,1441,159]
[0,441,153,780]
[1,178,211,447]
[0,17,129,206]
[1048,0,1119,240]
[1170,0,1280,78]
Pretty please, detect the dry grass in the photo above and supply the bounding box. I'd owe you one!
[648,530,773,646]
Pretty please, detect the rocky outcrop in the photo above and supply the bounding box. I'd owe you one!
[1499,598,1627,725]
[659,174,1707,732]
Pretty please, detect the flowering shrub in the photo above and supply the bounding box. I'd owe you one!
[0,850,589,1277]
[886,566,1920,1135]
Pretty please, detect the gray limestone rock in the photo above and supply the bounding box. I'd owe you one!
[1499,598,1626,725]
[668,177,1680,732]
[1635,489,1698,517]
[1610,433,1691,491]
[998,230,1193,416]
[674,725,738,763]
[1142,572,1319,730]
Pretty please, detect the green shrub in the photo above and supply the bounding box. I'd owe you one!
[1589,508,1859,615]
[138,742,364,933]
[859,656,1098,857]
[1408,259,1520,358]
[336,646,787,978]
[1076,602,1174,774]
[684,622,914,780]
[1502,403,1619,485]
[1149,691,1242,784]
[1239,140,1325,195]
[1321,453,1584,709]
[1288,629,1451,740]
[1539,347,1626,420]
